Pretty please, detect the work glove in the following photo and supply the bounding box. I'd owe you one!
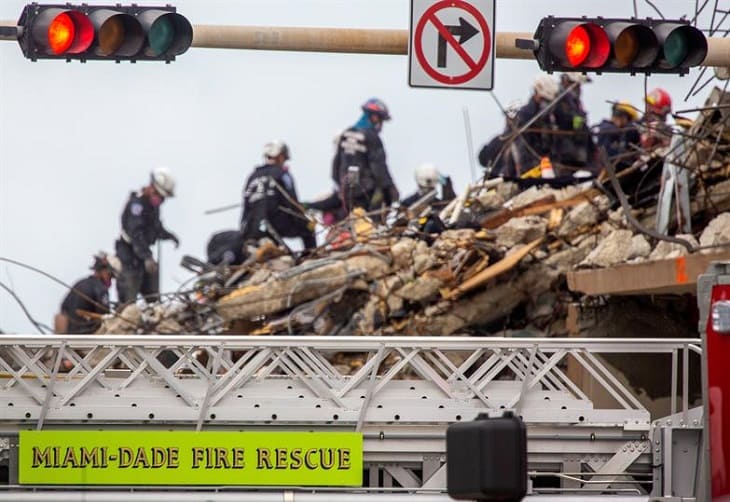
[166,233,180,249]
[144,257,158,274]
[370,189,384,208]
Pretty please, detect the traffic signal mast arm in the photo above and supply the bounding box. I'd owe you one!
[0,19,728,67]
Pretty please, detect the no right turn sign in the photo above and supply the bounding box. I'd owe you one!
[409,0,496,90]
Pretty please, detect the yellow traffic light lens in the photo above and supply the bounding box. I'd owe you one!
[614,30,639,67]
[48,13,75,54]
[98,16,125,56]
[565,26,590,66]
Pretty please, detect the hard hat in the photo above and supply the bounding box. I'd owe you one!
[415,163,440,190]
[361,98,391,120]
[645,88,672,116]
[150,166,175,198]
[91,252,121,276]
[533,75,559,101]
[505,99,523,120]
[562,72,592,84]
[263,140,290,160]
[612,101,640,121]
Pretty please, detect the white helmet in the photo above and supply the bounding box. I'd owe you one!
[505,99,523,120]
[562,72,592,84]
[533,75,559,102]
[263,140,290,161]
[151,167,175,197]
[415,163,440,190]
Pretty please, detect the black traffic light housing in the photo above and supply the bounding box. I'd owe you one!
[533,16,708,75]
[17,3,193,62]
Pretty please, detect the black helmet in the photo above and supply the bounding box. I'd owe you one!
[362,98,391,121]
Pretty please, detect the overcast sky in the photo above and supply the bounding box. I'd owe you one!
[0,0,719,333]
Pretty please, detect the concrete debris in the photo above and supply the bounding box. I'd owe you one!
[580,229,634,268]
[558,201,599,237]
[649,234,699,260]
[699,212,730,249]
[495,216,547,248]
[628,234,652,260]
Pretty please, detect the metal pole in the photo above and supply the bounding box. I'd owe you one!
[191,25,535,59]
[0,21,728,66]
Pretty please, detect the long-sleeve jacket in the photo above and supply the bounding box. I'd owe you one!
[594,119,641,170]
[240,163,309,240]
[60,276,109,334]
[514,99,556,173]
[119,191,175,262]
[332,127,397,204]
[553,91,597,169]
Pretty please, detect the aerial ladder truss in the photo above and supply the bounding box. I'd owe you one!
[0,333,705,500]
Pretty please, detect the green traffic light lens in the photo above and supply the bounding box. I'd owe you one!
[664,31,688,67]
[148,16,175,56]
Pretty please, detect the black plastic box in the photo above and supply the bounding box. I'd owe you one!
[446,412,527,501]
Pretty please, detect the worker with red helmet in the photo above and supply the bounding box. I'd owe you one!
[641,88,673,149]
[332,98,399,212]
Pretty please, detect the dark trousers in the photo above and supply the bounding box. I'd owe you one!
[115,240,159,305]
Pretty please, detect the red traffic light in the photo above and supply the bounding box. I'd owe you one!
[32,8,93,55]
[565,23,609,68]
[533,16,708,75]
[18,4,192,62]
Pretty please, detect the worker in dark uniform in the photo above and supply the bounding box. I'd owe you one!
[332,98,399,212]
[594,101,641,170]
[115,167,179,305]
[553,73,597,175]
[478,100,523,179]
[240,141,316,250]
[513,75,560,176]
[55,253,119,334]
[401,163,456,208]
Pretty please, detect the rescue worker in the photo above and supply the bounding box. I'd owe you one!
[401,163,456,208]
[206,230,246,266]
[641,88,673,149]
[55,253,120,334]
[332,98,400,212]
[478,100,523,178]
[240,140,316,250]
[115,167,179,305]
[513,75,560,175]
[594,101,641,170]
[553,73,597,174]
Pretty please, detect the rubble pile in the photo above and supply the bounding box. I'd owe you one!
[98,188,730,339]
[97,87,730,340]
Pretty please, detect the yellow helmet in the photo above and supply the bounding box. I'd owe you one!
[612,101,639,121]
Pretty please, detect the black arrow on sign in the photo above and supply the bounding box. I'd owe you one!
[437,17,479,68]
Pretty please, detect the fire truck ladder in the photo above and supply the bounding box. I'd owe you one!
[0,335,703,501]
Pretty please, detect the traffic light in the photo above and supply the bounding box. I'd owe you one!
[532,16,707,75]
[17,4,193,62]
